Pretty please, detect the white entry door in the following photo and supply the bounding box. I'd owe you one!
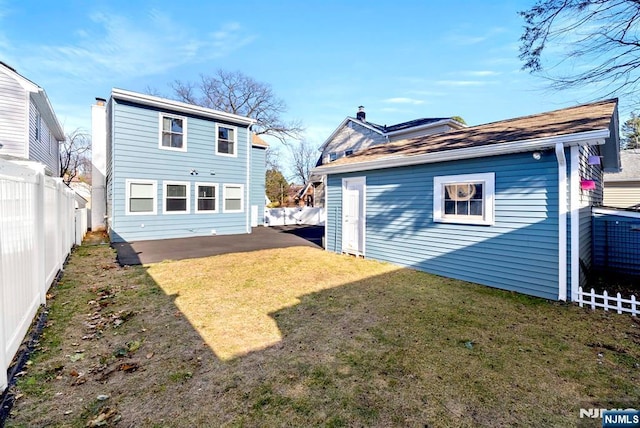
[342,177,365,256]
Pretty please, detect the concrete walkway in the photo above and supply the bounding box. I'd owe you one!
[112,225,323,265]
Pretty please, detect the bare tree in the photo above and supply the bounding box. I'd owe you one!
[284,139,318,185]
[519,0,640,98]
[171,70,304,142]
[60,128,91,185]
[265,145,282,171]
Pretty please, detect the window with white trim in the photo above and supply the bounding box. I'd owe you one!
[159,114,186,151]
[329,152,338,162]
[35,113,41,141]
[345,149,354,156]
[223,184,244,213]
[433,173,495,225]
[216,124,237,156]
[163,181,190,214]
[195,183,218,213]
[126,180,157,215]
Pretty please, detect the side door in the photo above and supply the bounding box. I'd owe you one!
[342,177,365,256]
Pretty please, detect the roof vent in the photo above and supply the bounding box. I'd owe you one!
[356,106,366,121]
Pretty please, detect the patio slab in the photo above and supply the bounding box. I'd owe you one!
[112,225,323,265]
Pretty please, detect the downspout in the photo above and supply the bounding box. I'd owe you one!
[570,146,580,302]
[555,142,567,301]
[246,126,251,234]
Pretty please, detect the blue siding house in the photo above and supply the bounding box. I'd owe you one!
[313,99,621,301]
[92,89,266,242]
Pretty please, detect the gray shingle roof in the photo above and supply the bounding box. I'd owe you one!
[321,99,618,168]
[605,150,640,182]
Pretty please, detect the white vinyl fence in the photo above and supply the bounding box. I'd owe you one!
[577,287,639,317]
[264,207,325,226]
[0,159,81,392]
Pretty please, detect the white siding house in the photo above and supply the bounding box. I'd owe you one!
[0,62,65,176]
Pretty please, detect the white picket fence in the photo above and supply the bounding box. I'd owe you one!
[264,207,325,226]
[577,287,639,317]
[0,159,83,392]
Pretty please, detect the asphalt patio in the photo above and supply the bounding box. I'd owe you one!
[111,225,324,265]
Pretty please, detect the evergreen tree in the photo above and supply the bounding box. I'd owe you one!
[622,113,640,150]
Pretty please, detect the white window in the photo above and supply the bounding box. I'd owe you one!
[223,184,244,213]
[163,181,190,214]
[35,113,41,141]
[216,124,237,156]
[159,113,187,151]
[345,149,354,156]
[329,152,338,162]
[125,179,157,215]
[195,183,218,213]
[433,173,495,225]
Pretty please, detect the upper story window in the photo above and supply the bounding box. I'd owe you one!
[159,113,187,151]
[329,152,338,162]
[216,124,237,157]
[345,149,354,156]
[433,173,495,226]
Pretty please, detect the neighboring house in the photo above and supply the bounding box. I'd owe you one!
[0,62,65,176]
[295,181,316,207]
[310,106,465,206]
[313,99,621,302]
[603,150,640,209]
[91,89,267,242]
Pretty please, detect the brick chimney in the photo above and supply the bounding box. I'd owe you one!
[356,106,366,121]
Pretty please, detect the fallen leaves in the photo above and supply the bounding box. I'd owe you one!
[86,407,119,427]
[117,362,140,373]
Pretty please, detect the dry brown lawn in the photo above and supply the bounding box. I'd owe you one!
[4,235,640,427]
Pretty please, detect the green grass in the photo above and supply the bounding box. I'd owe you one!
[5,241,640,427]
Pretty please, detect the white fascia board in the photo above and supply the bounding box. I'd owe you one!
[384,119,461,137]
[31,90,65,141]
[111,88,256,126]
[1,63,39,92]
[312,128,610,175]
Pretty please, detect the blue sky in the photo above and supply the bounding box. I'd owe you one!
[0,0,628,177]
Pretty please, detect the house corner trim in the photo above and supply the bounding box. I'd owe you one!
[555,143,567,301]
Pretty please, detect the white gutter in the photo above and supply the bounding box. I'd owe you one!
[570,146,580,302]
[111,88,256,126]
[246,128,251,233]
[555,142,567,301]
[313,128,609,175]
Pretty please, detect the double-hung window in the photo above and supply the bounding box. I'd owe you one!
[216,124,236,156]
[160,114,186,151]
[433,173,495,225]
[223,184,244,213]
[126,179,157,215]
[195,183,218,213]
[164,181,190,214]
